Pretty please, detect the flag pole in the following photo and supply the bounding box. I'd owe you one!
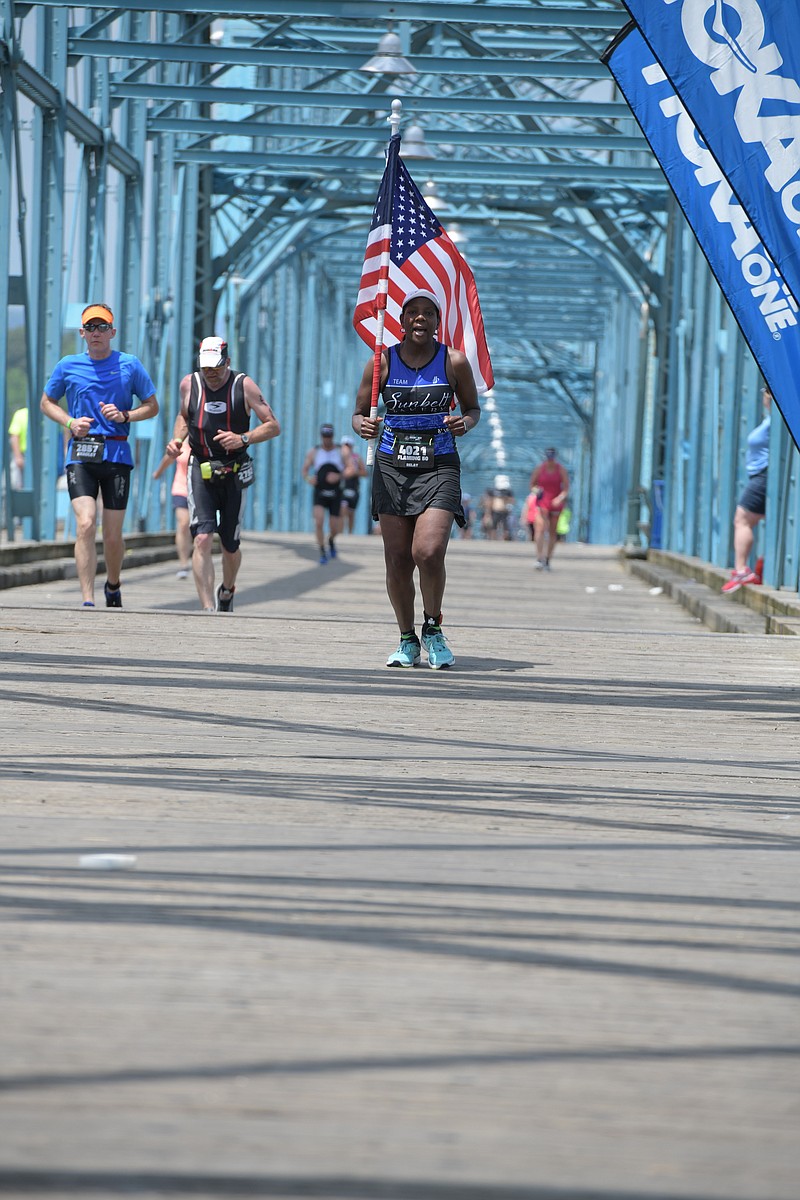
[366,99,403,467]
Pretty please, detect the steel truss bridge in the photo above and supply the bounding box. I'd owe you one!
[1,0,798,586]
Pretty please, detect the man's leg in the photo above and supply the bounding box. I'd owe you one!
[411,507,454,620]
[220,546,241,592]
[72,495,99,604]
[379,514,417,631]
[214,483,245,609]
[328,508,343,557]
[192,532,216,610]
[313,504,327,553]
[101,507,126,587]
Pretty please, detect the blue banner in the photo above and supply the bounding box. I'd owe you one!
[623,0,800,310]
[603,23,800,450]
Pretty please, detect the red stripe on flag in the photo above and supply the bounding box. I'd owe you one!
[353,160,493,393]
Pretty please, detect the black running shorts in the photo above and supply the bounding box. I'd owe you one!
[187,459,246,553]
[372,453,465,527]
[313,487,342,517]
[738,470,767,517]
[66,461,132,510]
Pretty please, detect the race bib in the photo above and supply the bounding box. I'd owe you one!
[236,456,255,489]
[392,432,435,471]
[73,437,104,463]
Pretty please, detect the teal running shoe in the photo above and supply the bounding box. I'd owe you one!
[386,637,421,668]
[421,624,454,670]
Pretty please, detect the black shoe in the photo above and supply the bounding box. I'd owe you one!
[104,581,122,608]
[216,585,235,612]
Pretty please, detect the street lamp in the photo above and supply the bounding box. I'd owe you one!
[400,122,434,159]
[360,29,416,75]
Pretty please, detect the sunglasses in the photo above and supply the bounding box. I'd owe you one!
[83,322,112,332]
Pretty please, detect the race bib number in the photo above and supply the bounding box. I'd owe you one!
[73,438,104,463]
[392,432,435,471]
[236,456,255,489]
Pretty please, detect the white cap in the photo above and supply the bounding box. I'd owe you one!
[341,435,355,446]
[401,288,441,314]
[198,336,228,368]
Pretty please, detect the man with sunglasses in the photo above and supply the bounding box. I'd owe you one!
[165,336,280,612]
[40,303,159,608]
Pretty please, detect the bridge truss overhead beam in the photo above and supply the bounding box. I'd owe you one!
[36,0,625,29]
[69,38,612,80]
[150,116,645,154]
[192,150,662,186]
[112,83,632,122]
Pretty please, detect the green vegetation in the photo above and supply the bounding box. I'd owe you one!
[7,326,28,413]
[6,326,75,415]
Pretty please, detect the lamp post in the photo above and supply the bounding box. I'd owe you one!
[360,28,416,75]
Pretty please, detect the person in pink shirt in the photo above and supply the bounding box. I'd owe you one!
[530,448,569,571]
[153,439,192,578]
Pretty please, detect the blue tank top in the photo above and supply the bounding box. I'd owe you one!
[378,342,456,458]
[745,415,770,475]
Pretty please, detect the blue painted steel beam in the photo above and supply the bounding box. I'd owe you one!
[70,37,611,79]
[1,47,141,177]
[35,0,626,29]
[112,82,632,121]
[0,0,14,518]
[30,5,68,541]
[189,148,664,186]
[149,115,646,153]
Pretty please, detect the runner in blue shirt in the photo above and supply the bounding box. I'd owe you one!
[40,302,158,608]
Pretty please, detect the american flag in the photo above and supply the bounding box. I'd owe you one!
[353,133,494,394]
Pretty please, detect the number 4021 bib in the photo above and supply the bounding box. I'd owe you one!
[392,432,435,471]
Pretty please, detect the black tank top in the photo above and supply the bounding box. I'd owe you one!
[187,371,247,464]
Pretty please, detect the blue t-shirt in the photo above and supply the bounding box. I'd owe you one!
[745,415,770,476]
[45,350,156,466]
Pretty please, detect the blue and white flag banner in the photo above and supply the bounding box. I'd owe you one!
[603,23,800,450]
[623,0,800,310]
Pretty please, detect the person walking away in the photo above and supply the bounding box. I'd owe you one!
[165,336,280,612]
[530,448,569,570]
[302,424,344,563]
[153,439,192,578]
[340,434,368,534]
[721,386,771,594]
[40,303,159,607]
[353,288,481,669]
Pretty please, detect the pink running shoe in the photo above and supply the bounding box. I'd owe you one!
[721,569,758,594]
